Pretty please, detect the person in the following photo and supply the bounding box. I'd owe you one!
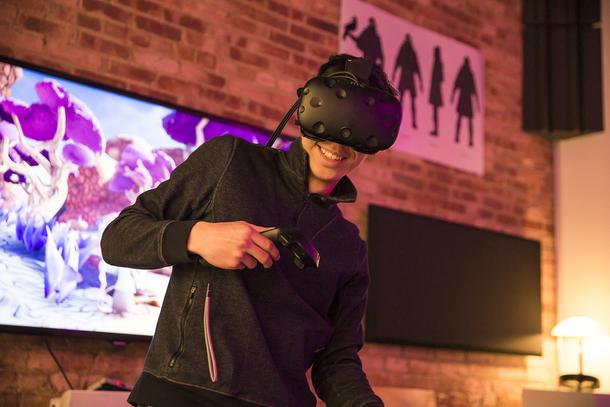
[428,46,444,136]
[101,53,398,407]
[451,56,479,147]
[393,34,423,129]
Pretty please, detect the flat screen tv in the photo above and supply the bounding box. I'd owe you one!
[366,204,542,355]
[0,56,292,340]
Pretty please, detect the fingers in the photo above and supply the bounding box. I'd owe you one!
[251,231,280,262]
[244,242,273,269]
[239,253,258,270]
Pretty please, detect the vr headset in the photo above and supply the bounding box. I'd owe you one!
[267,57,402,154]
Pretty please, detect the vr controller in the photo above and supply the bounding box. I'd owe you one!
[261,227,320,270]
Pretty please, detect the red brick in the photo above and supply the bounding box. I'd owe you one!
[259,104,284,121]
[227,15,268,37]
[128,31,151,47]
[177,45,196,62]
[291,9,305,22]
[135,0,165,18]
[229,47,270,69]
[378,184,408,201]
[108,60,156,83]
[132,49,179,74]
[267,0,290,17]
[453,190,477,202]
[178,14,206,33]
[21,16,64,36]
[196,51,216,70]
[393,173,425,190]
[0,3,18,24]
[306,15,338,34]
[440,200,467,214]
[269,30,305,52]
[128,83,178,104]
[429,182,450,195]
[242,5,289,31]
[78,32,130,59]
[135,15,181,41]
[82,0,132,24]
[77,13,101,31]
[307,43,335,61]
[292,53,319,71]
[103,20,128,39]
[45,2,77,24]
[157,75,199,96]
[199,87,226,103]
[290,23,325,43]
[249,39,290,60]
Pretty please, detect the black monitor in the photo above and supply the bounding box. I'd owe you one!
[366,204,542,355]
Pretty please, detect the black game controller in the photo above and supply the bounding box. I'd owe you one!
[261,227,320,270]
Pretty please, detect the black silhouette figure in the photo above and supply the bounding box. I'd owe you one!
[428,46,444,136]
[451,57,479,147]
[393,34,423,129]
[342,17,384,69]
[343,17,357,40]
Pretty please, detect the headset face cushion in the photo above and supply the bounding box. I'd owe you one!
[297,76,402,154]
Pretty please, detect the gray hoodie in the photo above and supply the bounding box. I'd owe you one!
[101,135,382,406]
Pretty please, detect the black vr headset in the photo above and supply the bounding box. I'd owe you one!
[266,56,402,154]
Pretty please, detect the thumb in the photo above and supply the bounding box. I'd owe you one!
[251,225,275,233]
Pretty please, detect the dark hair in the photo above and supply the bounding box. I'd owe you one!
[317,53,399,98]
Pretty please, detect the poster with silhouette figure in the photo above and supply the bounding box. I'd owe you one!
[340,0,485,175]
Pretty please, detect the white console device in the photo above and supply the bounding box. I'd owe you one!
[49,390,131,407]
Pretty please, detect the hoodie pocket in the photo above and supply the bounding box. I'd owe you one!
[168,284,198,368]
[203,282,218,382]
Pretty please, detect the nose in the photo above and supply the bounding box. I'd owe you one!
[326,141,350,154]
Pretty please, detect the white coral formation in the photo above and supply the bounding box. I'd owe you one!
[0,107,76,222]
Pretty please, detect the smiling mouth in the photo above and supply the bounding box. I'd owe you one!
[318,145,346,161]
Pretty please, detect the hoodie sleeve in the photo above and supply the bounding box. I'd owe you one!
[312,241,384,407]
[100,136,236,269]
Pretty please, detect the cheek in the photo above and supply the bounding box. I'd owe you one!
[349,155,365,170]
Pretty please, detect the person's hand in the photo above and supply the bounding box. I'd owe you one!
[187,221,280,270]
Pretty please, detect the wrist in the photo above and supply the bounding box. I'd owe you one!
[187,221,207,254]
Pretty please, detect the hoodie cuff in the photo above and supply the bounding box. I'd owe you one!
[161,220,199,265]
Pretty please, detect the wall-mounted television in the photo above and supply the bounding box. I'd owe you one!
[366,204,542,355]
[0,56,292,341]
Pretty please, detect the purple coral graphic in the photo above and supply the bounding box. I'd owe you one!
[63,143,96,167]
[162,111,202,146]
[36,79,104,153]
[107,139,176,198]
[1,79,106,223]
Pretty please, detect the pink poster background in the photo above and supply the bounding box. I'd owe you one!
[340,0,485,175]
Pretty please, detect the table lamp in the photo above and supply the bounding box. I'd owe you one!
[551,316,607,391]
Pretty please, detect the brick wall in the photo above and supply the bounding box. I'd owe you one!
[0,0,556,406]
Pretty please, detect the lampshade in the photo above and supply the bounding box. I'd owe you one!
[551,316,607,338]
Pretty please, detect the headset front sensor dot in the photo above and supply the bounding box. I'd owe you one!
[313,122,325,135]
[310,97,323,108]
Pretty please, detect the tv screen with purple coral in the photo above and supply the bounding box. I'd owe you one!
[0,57,291,340]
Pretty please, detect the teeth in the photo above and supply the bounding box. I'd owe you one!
[319,146,345,161]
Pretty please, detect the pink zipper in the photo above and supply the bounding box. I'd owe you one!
[204,283,218,382]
